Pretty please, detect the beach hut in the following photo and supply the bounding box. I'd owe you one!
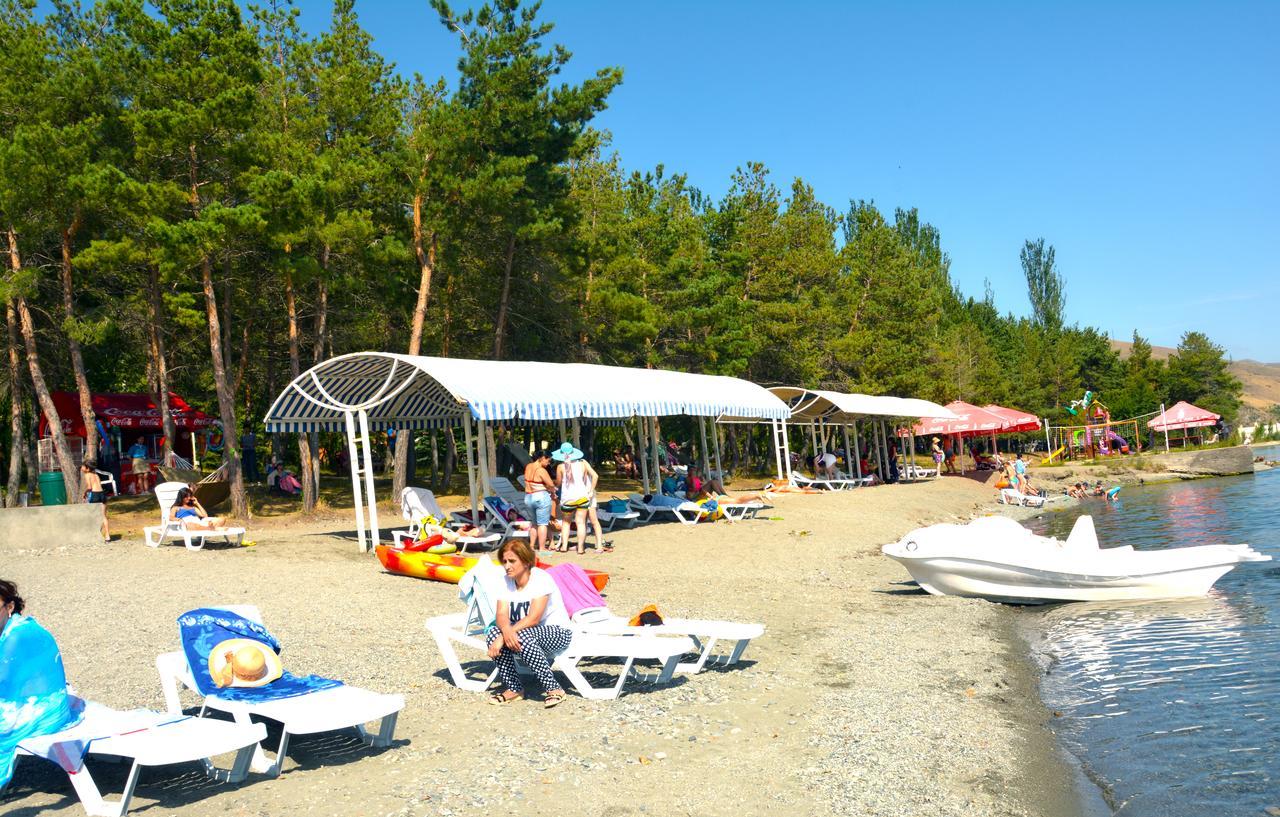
[263,353,791,551]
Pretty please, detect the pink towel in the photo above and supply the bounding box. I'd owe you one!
[546,563,606,617]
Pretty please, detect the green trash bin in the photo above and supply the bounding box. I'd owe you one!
[38,471,68,505]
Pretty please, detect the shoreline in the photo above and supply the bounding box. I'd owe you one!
[5,477,1094,816]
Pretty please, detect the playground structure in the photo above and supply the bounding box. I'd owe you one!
[1046,391,1143,462]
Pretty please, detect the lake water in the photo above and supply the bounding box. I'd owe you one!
[1023,446,1280,816]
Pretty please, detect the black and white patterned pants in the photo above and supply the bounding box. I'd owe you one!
[486,624,572,695]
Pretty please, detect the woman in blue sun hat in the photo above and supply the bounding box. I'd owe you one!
[552,442,607,554]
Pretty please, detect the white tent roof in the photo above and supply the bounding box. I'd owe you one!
[747,387,956,423]
[263,352,791,432]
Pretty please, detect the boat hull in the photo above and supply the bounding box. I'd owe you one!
[375,545,609,591]
[885,554,1240,604]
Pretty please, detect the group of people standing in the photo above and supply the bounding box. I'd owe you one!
[522,443,611,555]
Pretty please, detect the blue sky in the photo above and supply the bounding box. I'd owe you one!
[311,0,1276,360]
[52,1,1280,360]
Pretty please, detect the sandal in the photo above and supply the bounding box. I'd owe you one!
[487,692,523,705]
[544,692,566,709]
[601,544,614,553]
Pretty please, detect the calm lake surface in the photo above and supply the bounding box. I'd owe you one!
[1023,447,1280,816]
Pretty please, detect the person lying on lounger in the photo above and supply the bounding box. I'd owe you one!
[686,470,773,504]
[170,487,225,530]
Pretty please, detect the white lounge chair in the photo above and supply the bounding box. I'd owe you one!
[502,476,640,532]
[715,499,768,522]
[426,609,693,701]
[12,695,266,817]
[143,481,245,550]
[790,472,860,491]
[999,488,1046,508]
[94,469,118,497]
[391,487,501,553]
[899,463,938,481]
[155,605,404,778]
[627,493,709,525]
[557,573,765,674]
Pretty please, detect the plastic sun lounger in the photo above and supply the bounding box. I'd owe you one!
[13,696,267,817]
[390,487,502,553]
[425,610,694,701]
[999,488,1046,508]
[570,607,764,674]
[154,606,404,778]
[626,493,709,526]
[790,472,860,491]
[143,481,245,550]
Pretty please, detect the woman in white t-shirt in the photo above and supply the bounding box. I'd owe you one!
[486,539,571,707]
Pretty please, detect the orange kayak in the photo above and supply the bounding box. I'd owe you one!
[375,544,609,591]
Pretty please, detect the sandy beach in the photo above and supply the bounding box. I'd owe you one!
[3,475,1087,817]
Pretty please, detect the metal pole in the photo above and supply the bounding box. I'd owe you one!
[344,411,367,553]
[463,419,479,522]
[357,410,379,550]
[650,416,662,482]
[772,420,785,483]
[841,424,853,479]
[852,420,863,479]
[1160,403,1170,452]
[1043,419,1051,458]
[698,415,710,476]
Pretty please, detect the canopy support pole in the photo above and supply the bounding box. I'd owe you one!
[343,408,379,553]
[463,418,479,524]
[636,416,650,494]
[775,420,792,484]
[877,421,889,481]
[841,424,853,480]
[809,422,818,463]
[852,421,862,479]
[571,417,581,448]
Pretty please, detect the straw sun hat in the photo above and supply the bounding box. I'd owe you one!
[208,638,284,688]
[551,442,584,462]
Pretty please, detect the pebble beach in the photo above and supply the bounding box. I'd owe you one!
[3,475,1087,817]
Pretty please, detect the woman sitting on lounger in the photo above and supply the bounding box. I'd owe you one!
[486,540,571,708]
[170,487,224,530]
[686,470,773,505]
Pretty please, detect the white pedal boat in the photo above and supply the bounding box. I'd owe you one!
[881,515,1271,604]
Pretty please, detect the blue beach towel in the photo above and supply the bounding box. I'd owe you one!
[178,608,342,702]
[0,615,82,787]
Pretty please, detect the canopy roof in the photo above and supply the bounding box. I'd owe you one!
[982,404,1042,434]
[39,391,215,438]
[263,352,791,432]
[1148,401,1220,432]
[736,387,956,423]
[913,400,1013,437]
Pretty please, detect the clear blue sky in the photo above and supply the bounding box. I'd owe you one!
[59,1,1280,360]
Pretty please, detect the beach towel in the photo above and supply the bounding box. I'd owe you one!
[0,615,82,786]
[178,608,342,702]
[545,563,607,617]
[457,557,505,631]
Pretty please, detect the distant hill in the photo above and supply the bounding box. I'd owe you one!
[1111,340,1280,413]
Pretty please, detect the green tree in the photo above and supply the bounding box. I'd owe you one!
[431,0,623,359]
[1165,331,1243,421]
[1021,237,1064,332]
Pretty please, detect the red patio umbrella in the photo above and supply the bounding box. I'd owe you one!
[982,404,1041,433]
[912,401,1008,437]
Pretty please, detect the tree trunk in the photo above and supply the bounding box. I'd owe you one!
[200,254,246,517]
[307,267,328,499]
[492,233,516,360]
[284,266,316,512]
[5,298,25,506]
[147,267,176,463]
[8,227,80,499]
[394,217,437,496]
[59,213,98,463]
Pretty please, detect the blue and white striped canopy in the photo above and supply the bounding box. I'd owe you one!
[263,353,792,433]
[721,387,957,422]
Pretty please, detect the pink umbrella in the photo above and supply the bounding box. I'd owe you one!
[1147,401,1219,431]
[982,404,1041,433]
[913,401,1007,437]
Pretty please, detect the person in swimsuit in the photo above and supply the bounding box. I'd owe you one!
[80,461,110,542]
[522,450,556,552]
[170,486,224,530]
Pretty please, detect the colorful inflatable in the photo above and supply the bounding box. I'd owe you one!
[375,544,609,591]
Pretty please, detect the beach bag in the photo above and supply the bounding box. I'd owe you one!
[697,498,722,521]
[603,497,629,514]
[628,605,664,627]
